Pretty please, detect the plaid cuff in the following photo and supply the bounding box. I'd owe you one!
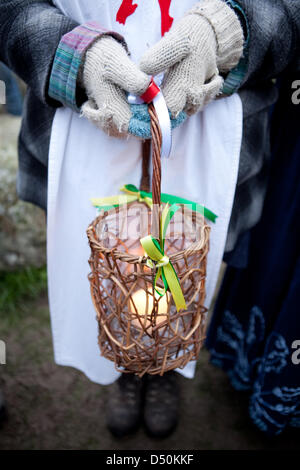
[48,21,126,112]
[222,0,250,95]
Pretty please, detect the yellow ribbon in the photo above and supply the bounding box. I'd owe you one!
[140,204,187,312]
[91,184,218,223]
[91,184,153,211]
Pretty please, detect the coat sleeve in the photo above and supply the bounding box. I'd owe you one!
[236,0,300,84]
[0,0,78,106]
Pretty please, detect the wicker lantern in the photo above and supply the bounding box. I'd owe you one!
[87,104,210,376]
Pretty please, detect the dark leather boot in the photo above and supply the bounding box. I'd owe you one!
[143,371,179,437]
[106,373,143,437]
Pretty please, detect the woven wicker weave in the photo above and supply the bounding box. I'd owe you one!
[87,103,210,376]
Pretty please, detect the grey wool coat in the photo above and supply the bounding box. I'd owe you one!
[0,0,299,253]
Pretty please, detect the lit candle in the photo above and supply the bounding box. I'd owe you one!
[127,244,151,274]
[129,289,170,332]
[130,244,145,256]
[125,244,148,276]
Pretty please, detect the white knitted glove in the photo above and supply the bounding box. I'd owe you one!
[140,0,244,118]
[81,36,151,137]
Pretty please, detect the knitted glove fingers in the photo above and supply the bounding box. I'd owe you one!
[161,68,188,119]
[185,74,224,116]
[161,55,217,118]
[162,71,223,118]
[100,37,150,95]
[81,81,131,137]
[84,36,150,96]
[139,29,191,76]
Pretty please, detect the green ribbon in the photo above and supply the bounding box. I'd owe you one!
[92,184,218,223]
[141,204,187,312]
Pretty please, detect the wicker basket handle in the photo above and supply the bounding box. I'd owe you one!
[148,103,162,207]
[147,103,163,239]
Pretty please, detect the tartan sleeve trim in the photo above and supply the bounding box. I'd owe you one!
[48,21,127,112]
[222,1,250,95]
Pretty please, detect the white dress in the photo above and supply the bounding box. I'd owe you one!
[47,0,243,384]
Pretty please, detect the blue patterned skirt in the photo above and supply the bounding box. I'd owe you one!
[206,77,300,435]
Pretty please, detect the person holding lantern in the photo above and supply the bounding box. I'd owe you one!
[0,0,299,438]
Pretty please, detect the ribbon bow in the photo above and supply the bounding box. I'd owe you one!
[92,184,217,223]
[140,204,187,312]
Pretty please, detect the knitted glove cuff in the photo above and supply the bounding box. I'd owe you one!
[187,0,244,72]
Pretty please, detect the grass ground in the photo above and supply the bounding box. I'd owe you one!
[0,268,299,450]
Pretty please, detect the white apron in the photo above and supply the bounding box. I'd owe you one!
[48,0,243,384]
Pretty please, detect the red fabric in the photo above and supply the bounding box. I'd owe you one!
[158,0,174,36]
[116,0,174,36]
[116,0,138,25]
